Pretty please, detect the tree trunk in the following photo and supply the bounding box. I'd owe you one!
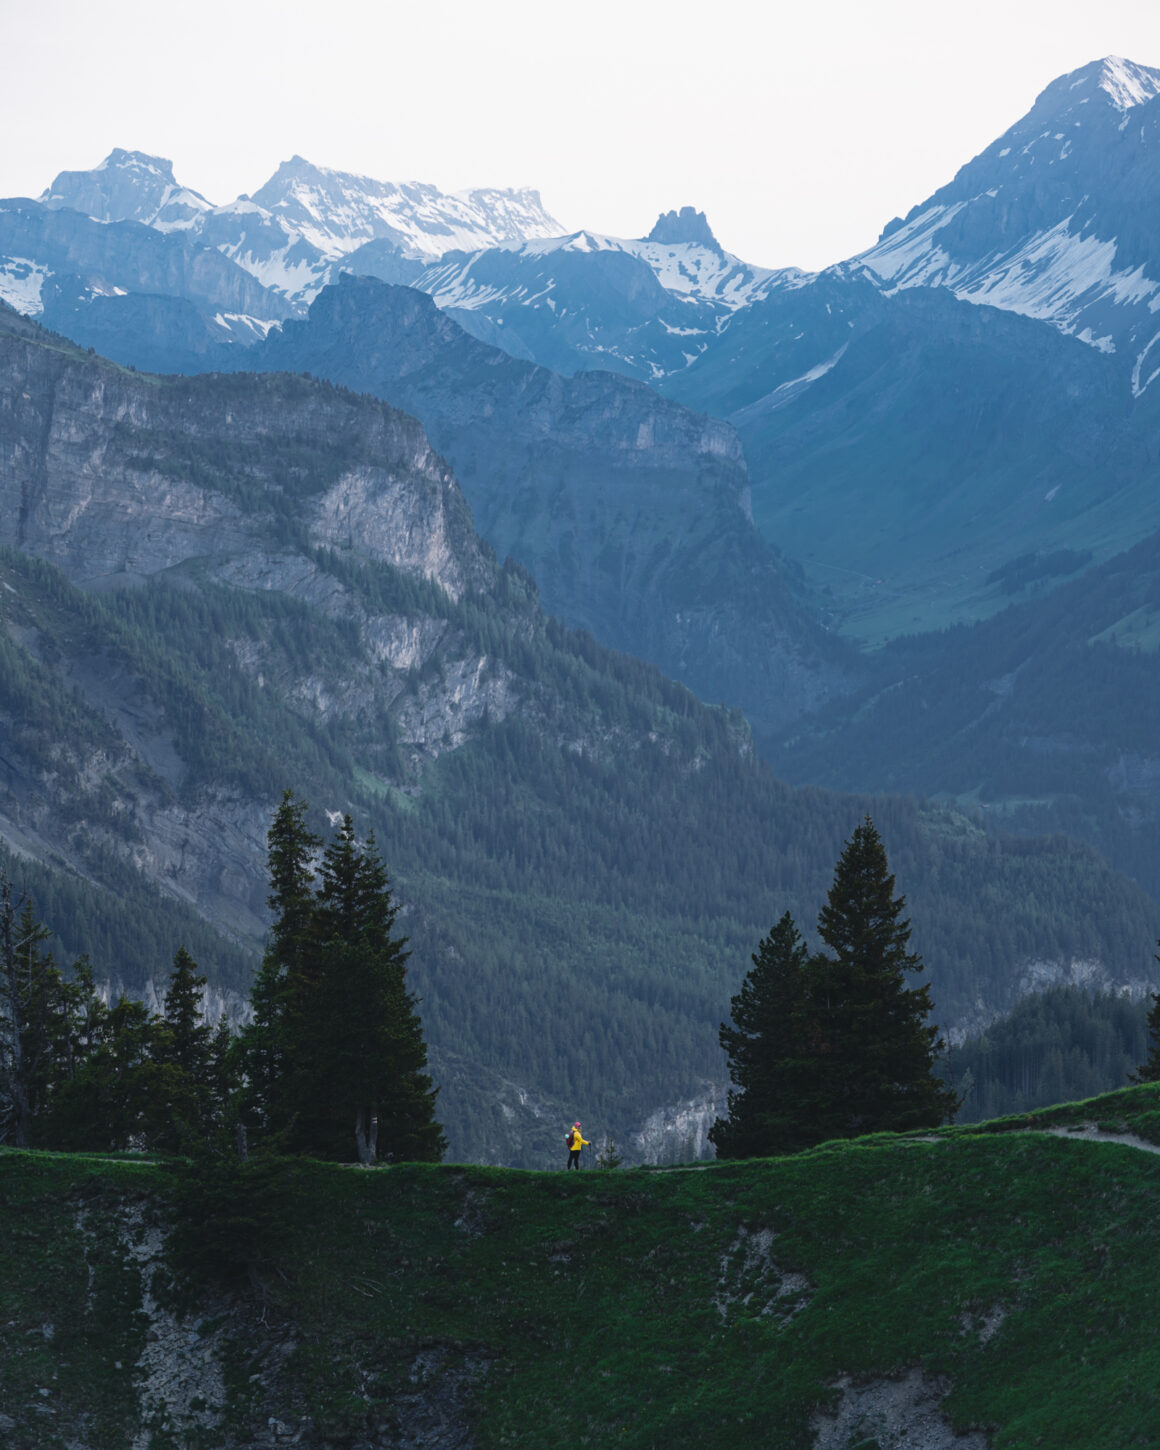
[355,1107,378,1166]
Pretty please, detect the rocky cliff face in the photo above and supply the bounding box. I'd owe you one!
[254,275,858,734]
[0,300,498,957]
[0,303,483,597]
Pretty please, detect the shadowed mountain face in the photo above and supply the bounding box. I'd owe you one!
[769,527,1160,898]
[0,196,289,369]
[663,268,1160,641]
[251,274,858,732]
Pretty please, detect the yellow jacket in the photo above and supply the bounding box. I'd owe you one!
[569,1129,589,1151]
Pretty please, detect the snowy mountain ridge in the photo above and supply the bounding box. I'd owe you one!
[34,150,796,321]
[417,227,796,316]
[248,155,565,260]
[42,148,214,232]
[857,56,1160,391]
[37,150,568,307]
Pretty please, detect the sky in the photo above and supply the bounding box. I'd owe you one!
[5,0,1160,271]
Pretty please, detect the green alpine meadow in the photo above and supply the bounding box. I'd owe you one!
[4,1084,1160,1448]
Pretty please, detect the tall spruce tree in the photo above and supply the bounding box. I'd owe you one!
[815,817,958,1135]
[1130,943,1160,1083]
[157,946,218,1144]
[709,913,821,1158]
[0,883,106,1147]
[710,821,957,1160]
[239,798,444,1164]
[236,790,321,1134]
[285,816,444,1164]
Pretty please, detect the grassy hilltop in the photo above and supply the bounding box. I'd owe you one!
[4,1087,1160,1448]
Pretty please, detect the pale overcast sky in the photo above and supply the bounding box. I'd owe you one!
[5,0,1160,270]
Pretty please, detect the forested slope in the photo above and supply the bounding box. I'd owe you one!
[769,529,1160,898]
[3,305,1159,1161]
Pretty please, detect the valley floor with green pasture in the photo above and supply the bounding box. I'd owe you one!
[6,1085,1160,1449]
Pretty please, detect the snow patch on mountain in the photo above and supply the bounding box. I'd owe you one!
[858,58,1160,372]
[868,206,1160,348]
[1097,55,1160,110]
[733,344,850,419]
[0,257,49,315]
[419,227,798,313]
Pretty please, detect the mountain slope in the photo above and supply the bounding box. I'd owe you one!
[8,1089,1160,1446]
[0,196,289,368]
[251,274,857,733]
[4,305,1158,1161]
[663,259,1160,642]
[858,57,1160,386]
[769,525,1160,895]
[400,209,799,382]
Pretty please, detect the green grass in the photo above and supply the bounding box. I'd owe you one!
[7,1084,1160,1446]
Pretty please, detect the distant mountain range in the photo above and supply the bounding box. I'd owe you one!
[10,58,1160,639]
[6,52,1160,923]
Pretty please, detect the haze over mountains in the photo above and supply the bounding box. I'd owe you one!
[4,53,1160,1154]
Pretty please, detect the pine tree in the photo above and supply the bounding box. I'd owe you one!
[155,946,221,1145]
[596,1137,624,1170]
[0,883,99,1146]
[164,947,211,1079]
[709,912,824,1158]
[285,817,444,1164]
[1130,945,1160,1083]
[45,996,170,1152]
[0,874,37,1146]
[815,817,958,1136]
[238,800,444,1164]
[236,790,321,1134]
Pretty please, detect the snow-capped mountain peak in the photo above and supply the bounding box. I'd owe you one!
[41,149,213,231]
[857,55,1160,388]
[249,156,566,261]
[1092,55,1160,111]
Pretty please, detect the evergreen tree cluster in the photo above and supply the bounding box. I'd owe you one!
[0,798,444,1166]
[710,818,960,1158]
[950,985,1150,1121]
[235,791,444,1165]
[0,868,231,1153]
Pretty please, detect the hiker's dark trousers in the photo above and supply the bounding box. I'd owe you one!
[567,1150,581,1169]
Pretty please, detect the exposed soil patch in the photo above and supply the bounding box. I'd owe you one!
[714,1226,812,1326]
[811,1368,990,1449]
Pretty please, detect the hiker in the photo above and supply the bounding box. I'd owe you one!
[565,1121,589,1169]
